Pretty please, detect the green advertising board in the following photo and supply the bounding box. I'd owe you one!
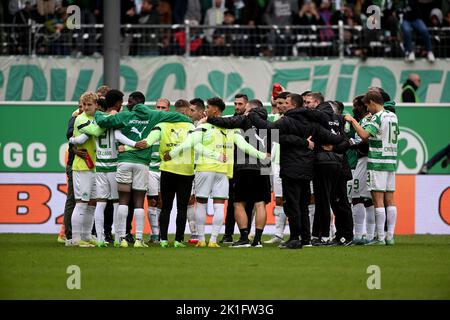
[1,57,450,103]
[0,103,448,174]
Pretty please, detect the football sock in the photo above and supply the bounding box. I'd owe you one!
[134,208,145,240]
[210,203,224,243]
[353,203,366,239]
[148,206,160,236]
[112,202,119,241]
[274,206,286,239]
[308,204,315,233]
[365,205,375,240]
[71,203,87,242]
[94,202,106,243]
[117,205,128,240]
[196,202,207,242]
[386,206,397,240]
[375,207,386,241]
[82,205,95,241]
[187,205,197,236]
[254,228,263,243]
[239,228,249,241]
[329,212,336,239]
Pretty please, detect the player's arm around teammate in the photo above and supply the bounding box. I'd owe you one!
[345,91,399,245]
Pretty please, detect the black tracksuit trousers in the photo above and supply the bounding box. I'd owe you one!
[281,177,311,241]
[159,171,194,242]
[312,162,341,239]
[331,175,354,241]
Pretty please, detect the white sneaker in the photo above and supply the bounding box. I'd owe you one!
[406,52,415,62]
[65,239,76,247]
[263,236,283,244]
[427,51,435,62]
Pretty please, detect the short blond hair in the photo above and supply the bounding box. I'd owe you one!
[80,91,98,104]
[96,85,110,97]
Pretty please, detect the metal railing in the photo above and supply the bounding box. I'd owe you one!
[1,23,449,58]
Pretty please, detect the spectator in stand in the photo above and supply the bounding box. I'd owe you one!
[264,0,298,56]
[121,0,139,56]
[399,0,435,62]
[204,0,226,42]
[401,73,421,102]
[69,0,101,56]
[331,5,361,56]
[139,0,160,25]
[209,10,237,55]
[36,0,56,22]
[9,0,36,20]
[173,0,205,24]
[185,0,202,23]
[137,0,160,56]
[264,0,297,25]
[158,0,172,23]
[429,8,443,26]
[318,0,334,41]
[231,0,259,25]
[12,1,36,54]
[296,0,323,25]
[174,19,205,55]
[121,0,139,24]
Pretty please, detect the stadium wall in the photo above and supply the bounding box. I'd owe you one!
[0,57,450,102]
[0,102,449,234]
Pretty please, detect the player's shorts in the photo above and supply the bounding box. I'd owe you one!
[368,170,396,192]
[73,170,96,202]
[194,171,229,199]
[351,157,371,199]
[233,169,271,204]
[116,162,149,191]
[271,163,283,198]
[95,171,118,200]
[148,170,161,196]
[310,181,314,195]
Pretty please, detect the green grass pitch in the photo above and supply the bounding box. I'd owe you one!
[0,234,449,299]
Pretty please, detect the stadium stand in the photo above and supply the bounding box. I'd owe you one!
[1,0,449,58]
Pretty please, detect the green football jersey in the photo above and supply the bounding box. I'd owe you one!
[363,110,399,172]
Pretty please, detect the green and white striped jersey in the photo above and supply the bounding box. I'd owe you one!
[363,110,399,172]
[96,128,118,172]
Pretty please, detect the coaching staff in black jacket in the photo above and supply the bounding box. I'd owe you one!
[303,100,352,246]
[249,93,344,249]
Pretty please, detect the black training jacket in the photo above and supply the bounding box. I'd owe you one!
[248,107,344,181]
[303,102,352,180]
